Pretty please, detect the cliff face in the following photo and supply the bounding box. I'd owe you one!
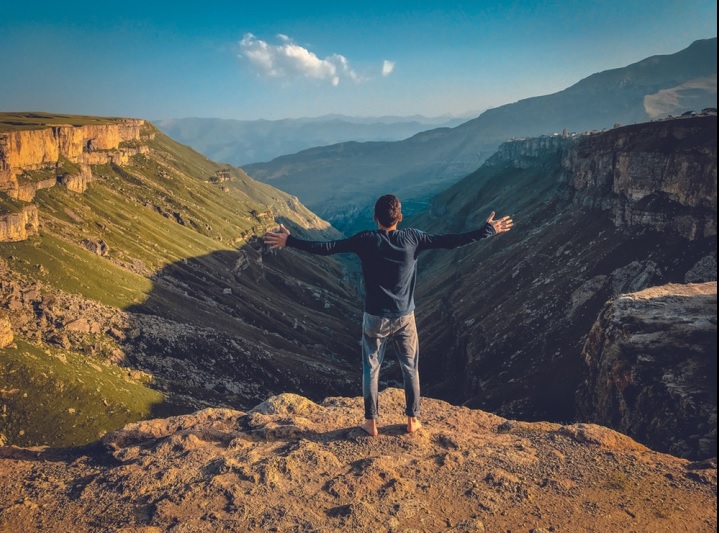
[0,119,145,172]
[0,205,38,242]
[485,134,573,169]
[409,115,716,449]
[563,115,717,240]
[577,282,717,459]
[0,119,150,202]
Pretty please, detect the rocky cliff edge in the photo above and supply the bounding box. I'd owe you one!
[577,281,717,460]
[0,388,715,532]
[0,115,152,241]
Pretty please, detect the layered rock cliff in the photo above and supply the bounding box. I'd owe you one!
[0,116,150,203]
[0,118,146,173]
[563,114,717,239]
[484,134,573,169]
[577,282,717,459]
[409,114,716,459]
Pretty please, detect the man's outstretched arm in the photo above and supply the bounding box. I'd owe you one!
[417,211,514,250]
[263,224,359,255]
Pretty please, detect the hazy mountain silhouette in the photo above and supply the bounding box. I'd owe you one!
[153,114,470,167]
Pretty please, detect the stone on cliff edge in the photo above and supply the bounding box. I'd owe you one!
[0,205,39,242]
[577,281,717,460]
[0,310,13,348]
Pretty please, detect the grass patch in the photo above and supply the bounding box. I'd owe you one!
[17,167,57,184]
[0,193,27,215]
[1,232,152,309]
[0,338,165,447]
[0,112,128,132]
[57,155,82,176]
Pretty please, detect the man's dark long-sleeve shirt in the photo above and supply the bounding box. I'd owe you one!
[286,224,496,317]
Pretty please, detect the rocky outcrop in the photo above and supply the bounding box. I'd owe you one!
[0,119,151,200]
[15,177,56,203]
[0,389,716,532]
[577,282,717,460]
[0,205,39,242]
[0,310,13,348]
[485,134,573,169]
[563,115,717,239]
[58,164,93,193]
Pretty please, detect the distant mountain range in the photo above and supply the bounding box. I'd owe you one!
[243,37,717,234]
[153,114,472,167]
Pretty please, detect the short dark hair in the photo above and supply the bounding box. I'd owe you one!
[374,194,402,227]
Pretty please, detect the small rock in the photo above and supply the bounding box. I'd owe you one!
[65,318,90,333]
[0,311,14,348]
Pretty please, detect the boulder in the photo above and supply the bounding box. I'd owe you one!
[577,282,717,459]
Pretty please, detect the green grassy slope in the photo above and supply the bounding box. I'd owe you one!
[0,339,164,447]
[1,119,359,447]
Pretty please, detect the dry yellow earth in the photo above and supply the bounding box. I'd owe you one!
[0,388,716,532]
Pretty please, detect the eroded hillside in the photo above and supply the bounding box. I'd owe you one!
[0,112,361,448]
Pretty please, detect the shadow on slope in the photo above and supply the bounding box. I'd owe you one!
[122,238,363,415]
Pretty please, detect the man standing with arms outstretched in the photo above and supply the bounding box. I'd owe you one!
[264,194,513,436]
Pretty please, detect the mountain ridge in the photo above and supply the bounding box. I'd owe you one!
[153,114,470,168]
[244,37,717,234]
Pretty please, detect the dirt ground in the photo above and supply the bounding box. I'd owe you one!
[0,388,716,532]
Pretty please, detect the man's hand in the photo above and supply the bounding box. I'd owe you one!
[487,212,513,234]
[263,224,291,250]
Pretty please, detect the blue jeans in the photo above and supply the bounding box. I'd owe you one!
[361,312,420,419]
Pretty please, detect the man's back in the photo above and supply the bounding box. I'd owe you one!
[286,225,496,317]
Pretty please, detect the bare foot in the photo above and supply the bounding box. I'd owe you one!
[360,419,378,436]
[407,417,422,433]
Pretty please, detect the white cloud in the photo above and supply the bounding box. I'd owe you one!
[239,33,362,86]
[382,60,395,76]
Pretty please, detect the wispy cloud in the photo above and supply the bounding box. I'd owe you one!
[382,60,395,76]
[239,33,364,86]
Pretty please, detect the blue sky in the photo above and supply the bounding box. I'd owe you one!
[0,1,716,120]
